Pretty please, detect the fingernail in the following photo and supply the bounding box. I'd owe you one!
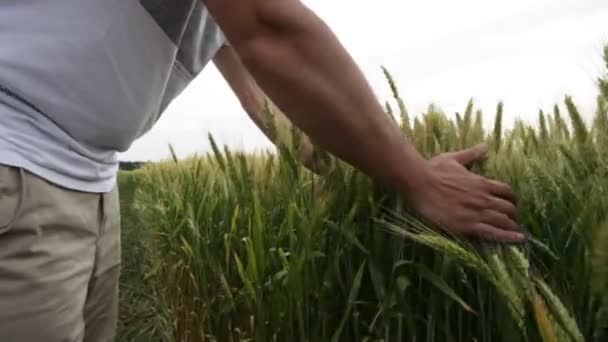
[475,144,488,154]
[513,232,526,241]
[479,144,488,151]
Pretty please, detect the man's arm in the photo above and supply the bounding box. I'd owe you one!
[204,0,525,242]
[213,45,331,174]
[205,0,428,196]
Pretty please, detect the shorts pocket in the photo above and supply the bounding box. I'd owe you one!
[0,166,25,235]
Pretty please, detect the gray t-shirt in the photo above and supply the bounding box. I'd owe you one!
[0,0,227,192]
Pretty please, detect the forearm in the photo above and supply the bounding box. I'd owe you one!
[207,0,430,191]
[205,0,525,243]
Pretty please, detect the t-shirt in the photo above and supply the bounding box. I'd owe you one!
[0,0,227,192]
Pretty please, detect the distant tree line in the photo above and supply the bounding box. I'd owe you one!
[119,161,148,171]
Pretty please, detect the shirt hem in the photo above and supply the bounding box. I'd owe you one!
[0,153,117,194]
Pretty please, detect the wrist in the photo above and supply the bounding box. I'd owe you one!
[397,154,434,201]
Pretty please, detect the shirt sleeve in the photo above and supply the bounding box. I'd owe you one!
[217,26,231,47]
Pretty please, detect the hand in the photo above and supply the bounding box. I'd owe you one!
[408,144,525,243]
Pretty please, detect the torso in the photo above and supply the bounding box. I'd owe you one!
[0,0,226,192]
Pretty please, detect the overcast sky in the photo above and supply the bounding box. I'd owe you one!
[120,0,608,161]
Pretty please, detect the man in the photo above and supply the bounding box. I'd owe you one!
[0,0,524,341]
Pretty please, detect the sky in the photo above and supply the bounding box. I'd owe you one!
[119,0,608,161]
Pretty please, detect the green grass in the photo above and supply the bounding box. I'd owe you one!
[116,47,608,341]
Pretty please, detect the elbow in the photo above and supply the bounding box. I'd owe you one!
[230,1,306,70]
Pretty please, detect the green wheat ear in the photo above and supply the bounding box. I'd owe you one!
[600,46,608,99]
[493,102,504,152]
[208,133,226,172]
[565,96,588,146]
[601,79,608,100]
[554,104,571,140]
[539,110,549,141]
[532,288,558,342]
[381,66,411,135]
[261,97,278,142]
[168,143,179,164]
[385,101,394,118]
[594,96,607,132]
[461,98,474,148]
[596,96,608,155]
[473,109,484,143]
[535,278,585,342]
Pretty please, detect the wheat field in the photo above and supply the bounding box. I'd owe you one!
[116,47,608,342]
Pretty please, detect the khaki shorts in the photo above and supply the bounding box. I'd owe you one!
[0,164,121,342]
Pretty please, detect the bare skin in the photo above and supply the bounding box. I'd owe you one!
[204,0,525,243]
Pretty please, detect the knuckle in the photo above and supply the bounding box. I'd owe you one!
[480,193,494,207]
[471,211,484,224]
[481,177,495,188]
[475,174,488,184]
[455,210,478,228]
[479,208,493,222]
[495,211,510,223]
[499,213,518,230]
[482,177,494,187]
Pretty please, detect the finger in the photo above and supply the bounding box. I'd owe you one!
[482,209,520,232]
[485,179,517,203]
[488,196,518,221]
[472,223,527,243]
[450,144,488,167]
